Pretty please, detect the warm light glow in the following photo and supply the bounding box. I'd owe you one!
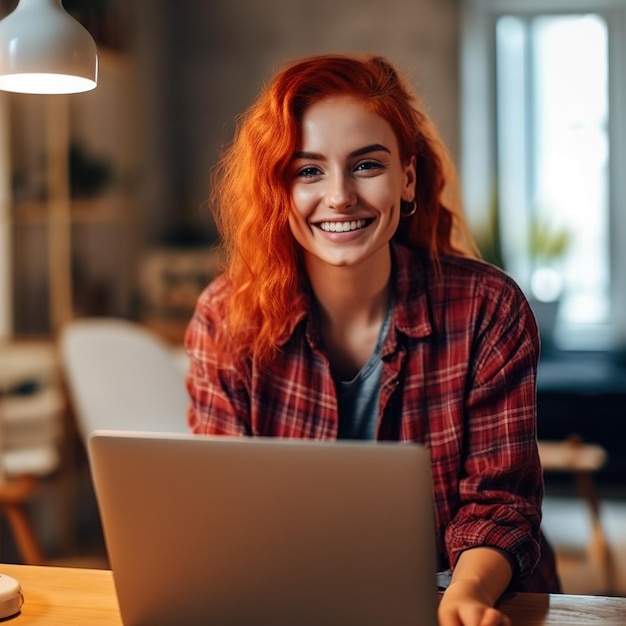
[0,0,98,95]
[0,72,96,94]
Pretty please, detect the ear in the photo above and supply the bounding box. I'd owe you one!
[401,156,416,202]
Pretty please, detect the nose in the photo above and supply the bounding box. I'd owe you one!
[325,170,356,211]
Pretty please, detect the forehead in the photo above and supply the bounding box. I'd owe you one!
[298,95,399,152]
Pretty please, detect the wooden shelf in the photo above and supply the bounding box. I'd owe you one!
[12,196,133,224]
[6,44,140,335]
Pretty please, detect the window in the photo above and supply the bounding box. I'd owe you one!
[461,0,626,349]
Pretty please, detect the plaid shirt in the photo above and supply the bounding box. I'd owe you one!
[185,243,559,591]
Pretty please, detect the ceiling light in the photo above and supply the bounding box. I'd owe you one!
[0,0,98,94]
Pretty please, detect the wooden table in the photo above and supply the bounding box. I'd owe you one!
[0,563,625,625]
[0,564,121,625]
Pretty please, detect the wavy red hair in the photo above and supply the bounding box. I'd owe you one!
[210,54,478,365]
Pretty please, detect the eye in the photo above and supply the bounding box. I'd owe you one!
[295,165,322,179]
[354,160,384,174]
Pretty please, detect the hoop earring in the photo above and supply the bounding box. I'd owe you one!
[400,199,417,217]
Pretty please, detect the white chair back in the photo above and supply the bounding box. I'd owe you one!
[59,318,189,441]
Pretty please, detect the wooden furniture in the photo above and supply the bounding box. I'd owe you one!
[0,477,45,565]
[7,49,139,336]
[538,436,615,594]
[0,341,67,565]
[0,563,625,625]
[0,564,120,625]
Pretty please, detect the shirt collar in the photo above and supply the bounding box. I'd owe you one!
[278,242,434,349]
[389,242,433,340]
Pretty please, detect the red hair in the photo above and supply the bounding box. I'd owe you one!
[210,54,478,364]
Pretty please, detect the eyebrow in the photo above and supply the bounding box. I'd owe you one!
[292,143,391,161]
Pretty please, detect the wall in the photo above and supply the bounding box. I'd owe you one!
[131,0,462,245]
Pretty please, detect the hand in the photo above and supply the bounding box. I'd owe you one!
[438,579,512,626]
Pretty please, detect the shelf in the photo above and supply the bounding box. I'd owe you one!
[2,9,139,337]
[11,196,133,224]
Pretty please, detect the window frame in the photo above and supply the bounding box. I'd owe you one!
[461,0,626,349]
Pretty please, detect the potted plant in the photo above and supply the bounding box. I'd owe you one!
[473,189,571,349]
[527,215,571,349]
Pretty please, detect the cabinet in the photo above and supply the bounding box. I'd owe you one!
[7,49,139,336]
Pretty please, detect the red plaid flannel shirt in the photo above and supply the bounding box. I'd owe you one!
[185,243,560,592]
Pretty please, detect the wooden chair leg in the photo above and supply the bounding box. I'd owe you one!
[538,436,614,594]
[0,476,46,565]
[2,503,46,565]
[574,471,617,595]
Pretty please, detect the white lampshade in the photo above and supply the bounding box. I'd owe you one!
[0,0,98,94]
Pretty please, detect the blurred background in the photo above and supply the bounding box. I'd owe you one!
[0,0,625,596]
[1,0,467,341]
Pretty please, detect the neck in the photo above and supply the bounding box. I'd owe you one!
[305,246,392,326]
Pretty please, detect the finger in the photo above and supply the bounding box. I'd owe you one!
[437,608,462,626]
[479,607,512,626]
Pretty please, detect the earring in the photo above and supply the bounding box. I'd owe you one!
[400,199,417,217]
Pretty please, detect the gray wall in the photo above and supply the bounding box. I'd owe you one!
[133,0,461,245]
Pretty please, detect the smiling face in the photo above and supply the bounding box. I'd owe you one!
[288,96,416,275]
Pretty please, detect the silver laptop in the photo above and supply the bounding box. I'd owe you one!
[88,431,438,626]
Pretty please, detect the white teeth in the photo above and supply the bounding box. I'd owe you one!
[319,219,367,232]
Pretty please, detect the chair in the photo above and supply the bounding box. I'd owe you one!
[0,341,67,564]
[59,318,190,441]
[538,436,616,594]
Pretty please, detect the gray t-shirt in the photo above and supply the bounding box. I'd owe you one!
[335,308,391,440]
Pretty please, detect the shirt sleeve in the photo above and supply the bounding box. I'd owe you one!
[184,282,251,436]
[443,272,543,585]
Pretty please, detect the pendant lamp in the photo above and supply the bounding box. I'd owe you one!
[0,0,98,94]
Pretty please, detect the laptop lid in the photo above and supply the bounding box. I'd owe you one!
[88,431,439,626]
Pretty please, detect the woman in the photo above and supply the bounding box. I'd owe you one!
[185,54,560,626]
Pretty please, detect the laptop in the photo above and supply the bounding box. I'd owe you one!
[88,431,439,626]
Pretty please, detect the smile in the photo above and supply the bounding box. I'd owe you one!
[317,219,373,233]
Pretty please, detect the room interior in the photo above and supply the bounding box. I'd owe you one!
[0,0,624,598]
